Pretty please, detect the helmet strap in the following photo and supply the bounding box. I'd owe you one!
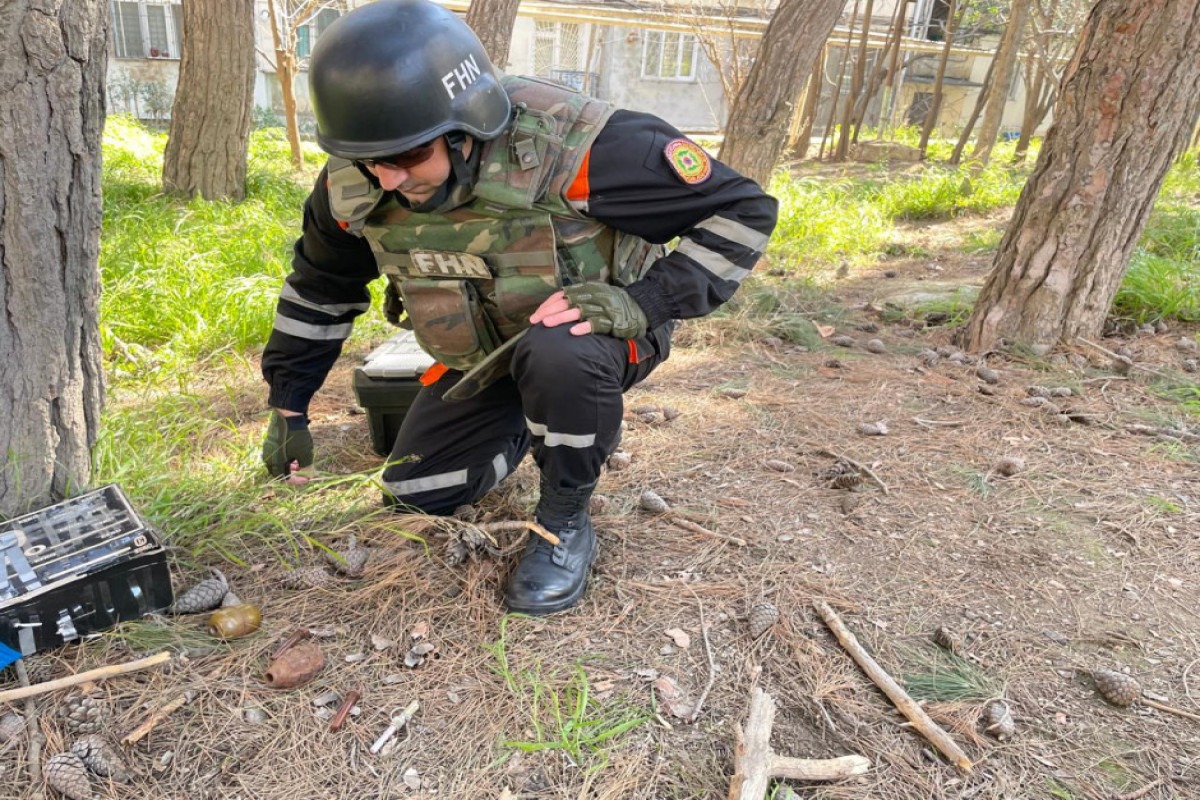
[444,131,475,185]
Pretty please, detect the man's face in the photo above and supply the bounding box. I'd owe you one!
[360,137,455,204]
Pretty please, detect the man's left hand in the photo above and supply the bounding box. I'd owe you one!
[530,284,648,339]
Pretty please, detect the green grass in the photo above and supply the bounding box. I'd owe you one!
[902,651,1001,702]
[485,616,650,768]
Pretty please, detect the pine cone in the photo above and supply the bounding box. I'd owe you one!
[220,590,242,607]
[982,699,1015,740]
[44,751,93,800]
[747,601,779,639]
[1093,670,1141,707]
[932,626,963,654]
[170,569,228,614]
[0,711,24,743]
[324,534,370,577]
[71,735,129,783]
[820,460,862,490]
[61,696,104,735]
[281,566,333,590]
[638,490,671,514]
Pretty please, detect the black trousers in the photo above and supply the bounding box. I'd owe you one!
[381,321,672,515]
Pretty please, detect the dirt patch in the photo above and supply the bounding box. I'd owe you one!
[6,293,1200,800]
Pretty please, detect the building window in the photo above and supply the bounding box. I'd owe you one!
[532,20,582,76]
[641,31,698,81]
[110,1,182,59]
[296,8,340,58]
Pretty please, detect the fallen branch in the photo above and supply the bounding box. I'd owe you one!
[15,659,41,785]
[478,520,560,546]
[912,418,964,428]
[816,449,889,495]
[669,516,747,547]
[121,694,188,746]
[688,594,718,724]
[813,600,972,772]
[730,686,870,800]
[1077,338,1173,379]
[1141,697,1200,723]
[0,651,173,704]
[1115,778,1166,800]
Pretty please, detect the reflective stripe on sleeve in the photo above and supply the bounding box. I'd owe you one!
[272,314,354,341]
[674,239,752,284]
[525,419,597,448]
[280,283,370,316]
[695,216,770,253]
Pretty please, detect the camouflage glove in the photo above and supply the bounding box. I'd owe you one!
[262,410,314,477]
[562,283,649,339]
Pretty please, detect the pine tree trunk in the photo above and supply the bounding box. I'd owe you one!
[719,0,845,186]
[919,0,960,155]
[962,0,1200,351]
[163,0,256,200]
[835,0,871,162]
[970,0,1032,166]
[0,0,107,515]
[792,49,826,160]
[465,0,521,69]
[949,56,996,165]
[266,0,304,170]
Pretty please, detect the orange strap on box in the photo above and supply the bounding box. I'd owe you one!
[420,362,448,386]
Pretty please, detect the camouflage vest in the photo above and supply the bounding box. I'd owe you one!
[326,75,664,371]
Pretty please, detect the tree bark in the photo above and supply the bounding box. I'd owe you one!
[970,0,1032,166]
[465,0,521,69]
[949,55,996,165]
[163,0,256,201]
[0,0,107,515]
[835,0,873,161]
[851,0,905,143]
[719,0,845,186]
[962,0,1200,352]
[919,0,961,155]
[792,48,826,160]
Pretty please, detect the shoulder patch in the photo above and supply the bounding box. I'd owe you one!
[663,138,711,185]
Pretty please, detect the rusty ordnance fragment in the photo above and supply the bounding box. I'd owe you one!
[265,640,325,689]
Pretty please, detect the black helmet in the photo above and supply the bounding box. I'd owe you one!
[309,0,511,159]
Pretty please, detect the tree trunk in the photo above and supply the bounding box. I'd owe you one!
[1012,58,1055,163]
[266,0,305,170]
[835,0,872,161]
[719,0,845,186]
[949,55,996,165]
[792,48,826,160]
[163,0,256,201]
[465,0,521,69]
[962,0,1200,352]
[0,0,107,516]
[970,0,1032,166]
[919,0,961,155]
[851,0,906,143]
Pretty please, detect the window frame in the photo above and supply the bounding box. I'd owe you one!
[640,30,700,82]
[109,0,183,60]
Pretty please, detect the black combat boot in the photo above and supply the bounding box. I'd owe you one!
[505,479,598,615]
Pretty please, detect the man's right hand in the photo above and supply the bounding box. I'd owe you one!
[263,409,314,477]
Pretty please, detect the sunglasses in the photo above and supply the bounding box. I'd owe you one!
[357,140,438,170]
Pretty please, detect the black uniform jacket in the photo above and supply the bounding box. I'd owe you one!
[262,109,779,413]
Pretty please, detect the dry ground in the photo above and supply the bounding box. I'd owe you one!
[4,231,1200,800]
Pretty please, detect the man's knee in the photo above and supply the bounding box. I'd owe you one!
[513,323,619,384]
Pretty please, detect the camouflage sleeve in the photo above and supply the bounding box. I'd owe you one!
[573,110,778,329]
[262,166,379,413]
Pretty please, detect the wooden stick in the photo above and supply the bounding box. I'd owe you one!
[479,520,560,546]
[669,515,747,547]
[912,418,965,428]
[121,694,188,746]
[14,659,41,784]
[1142,697,1200,723]
[1115,778,1165,800]
[1077,338,1173,379]
[689,595,717,724]
[730,687,870,800]
[0,651,172,704]
[813,600,972,772]
[816,449,889,495]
